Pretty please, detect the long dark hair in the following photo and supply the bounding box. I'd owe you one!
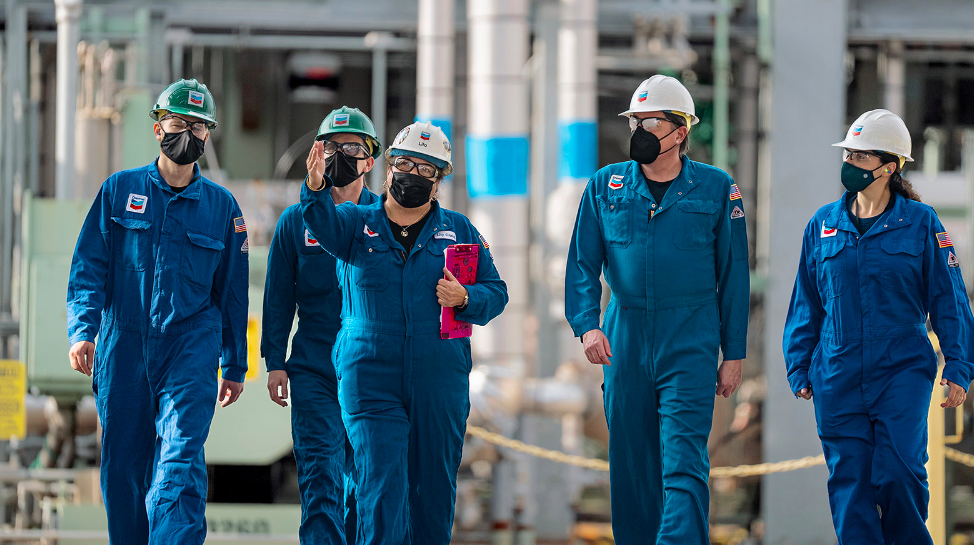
[877,151,921,202]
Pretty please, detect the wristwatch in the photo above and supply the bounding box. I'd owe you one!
[455,290,469,312]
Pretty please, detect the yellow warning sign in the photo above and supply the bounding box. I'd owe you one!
[0,360,26,439]
[246,317,260,382]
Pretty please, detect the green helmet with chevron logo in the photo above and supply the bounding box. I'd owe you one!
[316,106,381,158]
[149,79,218,129]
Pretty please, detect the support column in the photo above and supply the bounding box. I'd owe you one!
[416,0,455,206]
[466,1,530,543]
[762,0,847,543]
[54,0,83,201]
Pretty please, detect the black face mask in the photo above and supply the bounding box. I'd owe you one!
[324,151,363,188]
[629,126,678,165]
[389,171,435,208]
[160,128,206,165]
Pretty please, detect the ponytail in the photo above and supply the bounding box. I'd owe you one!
[877,151,921,202]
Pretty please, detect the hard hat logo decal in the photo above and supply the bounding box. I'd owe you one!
[188,91,204,106]
[395,127,410,145]
[444,139,451,153]
[334,114,350,127]
[852,125,863,136]
[418,131,431,147]
[637,91,648,102]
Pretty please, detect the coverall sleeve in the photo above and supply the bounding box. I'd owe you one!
[67,180,114,345]
[300,179,360,261]
[260,211,297,373]
[714,181,751,360]
[216,200,250,383]
[565,179,606,337]
[455,227,509,326]
[782,220,823,395]
[925,218,974,391]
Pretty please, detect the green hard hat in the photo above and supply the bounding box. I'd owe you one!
[316,106,381,158]
[149,79,218,129]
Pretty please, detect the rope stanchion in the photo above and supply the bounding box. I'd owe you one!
[466,425,828,476]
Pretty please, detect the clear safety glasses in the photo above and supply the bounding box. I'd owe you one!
[322,141,370,159]
[159,115,209,139]
[392,156,439,179]
[628,116,675,132]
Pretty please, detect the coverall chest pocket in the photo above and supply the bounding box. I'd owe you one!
[425,243,447,290]
[598,197,632,248]
[111,217,152,271]
[183,231,225,288]
[674,200,718,250]
[879,237,924,292]
[815,240,847,298]
[297,249,335,296]
[355,241,390,291]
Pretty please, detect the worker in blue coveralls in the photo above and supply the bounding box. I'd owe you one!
[565,75,750,545]
[66,79,249,545]
[783,109,974,545]
[261,106,380,545]
[301,121,508,545]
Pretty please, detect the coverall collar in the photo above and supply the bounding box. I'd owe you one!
[629,155,700,208]
[148,157,203,200]
[825,190,913,238]
[366,195,452,256]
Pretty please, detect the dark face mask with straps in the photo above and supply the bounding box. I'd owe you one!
[629,126,679,165]
[389,172,436,208]
[160,128,206,165]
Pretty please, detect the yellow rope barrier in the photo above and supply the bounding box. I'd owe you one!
[467,426,974,475]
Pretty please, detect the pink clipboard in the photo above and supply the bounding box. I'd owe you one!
[440,244,479,339]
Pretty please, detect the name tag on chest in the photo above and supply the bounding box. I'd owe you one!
[434,230,457,241]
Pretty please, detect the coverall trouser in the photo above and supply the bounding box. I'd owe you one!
[287,341,356,545]
[602,299,720,545]
[336,320,470,545]
[811,335,935,545]
[93,323,219,545]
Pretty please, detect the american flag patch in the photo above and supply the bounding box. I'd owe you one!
[937,232,953,248]
[234,217,247,233]
[479,233,490,250]
[729,184,742,200]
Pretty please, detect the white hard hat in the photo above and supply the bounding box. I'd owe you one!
[832,109,913,163]
[387,121,453,176]
[619,74,699,126]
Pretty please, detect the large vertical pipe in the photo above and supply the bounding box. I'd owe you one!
[883,39,906,118]
[466,0,530,542]
[556,0,597,188]
[712,0,731,171]
[54,0,83,201]
[367,32,391,193]
[2,0,28,322]
[762,0,847,543]
[416,0,455,205]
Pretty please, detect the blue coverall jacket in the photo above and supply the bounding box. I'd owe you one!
[783,192,974,545]
[301,183,508,545]
[565,157,750,545]
[66,159,249,545]
[261,185,377,544]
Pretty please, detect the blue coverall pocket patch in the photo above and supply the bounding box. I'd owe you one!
[183,231,225,289]
[354,242,391,291]
[674,200,719,250]
[815,240,847,298]
[598,198,632,248]
[879,238,924,293]
[111,217,152,271]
